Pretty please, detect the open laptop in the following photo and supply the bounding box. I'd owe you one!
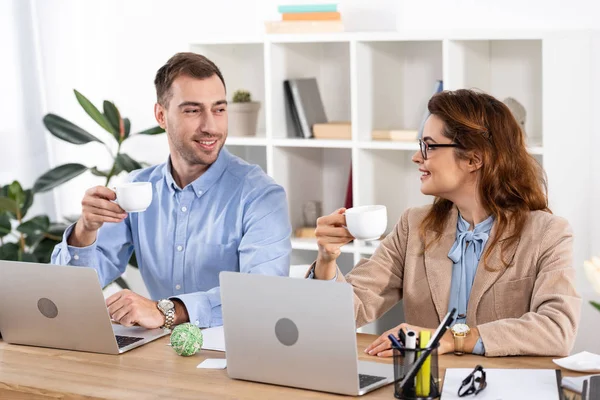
[219,271,394,396]
[0,261,169,354]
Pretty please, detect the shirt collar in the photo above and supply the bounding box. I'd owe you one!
[163,147,231,197]
[457,213,495,234]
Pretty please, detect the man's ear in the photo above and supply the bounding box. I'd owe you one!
[468,151,483,172]
[154,103,167,129]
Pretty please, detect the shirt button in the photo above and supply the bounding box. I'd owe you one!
[181,206,187,212]
[73,254,79,260]
[195,320,200,326]
[177,245,183,252]
[175,284,181,290]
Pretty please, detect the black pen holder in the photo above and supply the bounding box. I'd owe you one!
[393,344,441,400]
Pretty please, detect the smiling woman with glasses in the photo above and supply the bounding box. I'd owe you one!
[309,88,581,360]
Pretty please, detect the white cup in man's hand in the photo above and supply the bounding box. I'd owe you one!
[344,205,387,241]
[113,182,153,213]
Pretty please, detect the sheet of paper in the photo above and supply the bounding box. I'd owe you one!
[201,325,226,352]
[441,368,559,400]
[197,358,227,369]
[562,374,600,394]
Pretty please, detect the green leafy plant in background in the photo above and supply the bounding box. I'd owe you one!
[36,89,165,192]
[0,89,164,288]
[0,181,68,263]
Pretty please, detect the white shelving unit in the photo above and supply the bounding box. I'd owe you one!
[189,30,588,334]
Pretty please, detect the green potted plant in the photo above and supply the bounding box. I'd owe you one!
[228,89,260,137]
[0,89,164,289]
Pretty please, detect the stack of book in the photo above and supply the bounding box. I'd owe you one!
[265,3,344,34]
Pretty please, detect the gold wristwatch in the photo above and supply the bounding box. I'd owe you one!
[450,323,470,355]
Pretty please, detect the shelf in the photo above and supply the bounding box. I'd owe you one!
[225,136,268,146]
[359,141,419,151]
[291,238,377,255]
[272,138,353,148]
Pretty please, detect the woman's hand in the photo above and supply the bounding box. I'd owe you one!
[314,208,355,279]
[364,323,455,357]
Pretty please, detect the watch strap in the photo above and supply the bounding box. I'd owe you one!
[454,334,466,355]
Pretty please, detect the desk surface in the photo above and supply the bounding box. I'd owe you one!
[0,334,587,399]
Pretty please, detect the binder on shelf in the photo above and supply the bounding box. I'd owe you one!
[265,20,344,34]
[283,78,328,139]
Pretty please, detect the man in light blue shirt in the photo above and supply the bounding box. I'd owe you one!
[51,52,291,330]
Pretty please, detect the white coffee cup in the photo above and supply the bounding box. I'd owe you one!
[112,182,153,213]
[344,205,387,241]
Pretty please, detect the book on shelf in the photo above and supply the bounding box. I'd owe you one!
[283,77,328,139]
[265,20,344,34]
[313,121,351,139]
[277,3,337,13]
[371,129,418,142]
[282,11,341,21]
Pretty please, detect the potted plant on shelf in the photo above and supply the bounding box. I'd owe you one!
[228,89,260,137]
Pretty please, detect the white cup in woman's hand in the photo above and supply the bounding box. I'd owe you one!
[344,205,387,241]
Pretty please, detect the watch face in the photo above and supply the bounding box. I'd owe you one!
[158,299,174,313]
[452,323,470,335]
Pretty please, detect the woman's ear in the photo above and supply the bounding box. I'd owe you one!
[468,151,483,172]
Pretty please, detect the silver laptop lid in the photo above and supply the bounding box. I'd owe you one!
[0,261,119,354]
[220,271,361,395]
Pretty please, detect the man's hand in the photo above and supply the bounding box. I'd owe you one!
[106,289,164,329]
[68,186,128,247]
[364,322,455,357]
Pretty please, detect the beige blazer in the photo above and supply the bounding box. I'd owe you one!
[324,205,581,357]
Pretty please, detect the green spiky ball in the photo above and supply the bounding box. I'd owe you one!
[170,323,203,356]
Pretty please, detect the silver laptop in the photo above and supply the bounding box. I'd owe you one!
[220,271,394,396]
[0,261,168,354]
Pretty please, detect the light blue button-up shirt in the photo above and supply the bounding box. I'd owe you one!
[448,214,495,355]
[51,148,292,328]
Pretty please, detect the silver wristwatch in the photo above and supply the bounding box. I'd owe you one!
[157,299,175,330]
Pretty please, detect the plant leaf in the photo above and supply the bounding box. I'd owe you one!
[33,163,89,193]
[43,114,103,144]
[123,118,131,139]
[136,126,165,135]
[32,237,60,263]
[20,189,34,219]
[8,181,25,206]
[17,215,50,237]
[0,197,18,214]
[90,167,111,177]
[74,90,116,136]
[0,243,19,261]
[0,212,11,238]
[114,277,130,290]
[591,301,600,313]
[116,153,143,173]
[20,251,38,263]
[0,184,8,197]
[103,100,122,143]
[128,250,138,268]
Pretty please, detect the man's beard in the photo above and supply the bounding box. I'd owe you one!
[169,130,224,166]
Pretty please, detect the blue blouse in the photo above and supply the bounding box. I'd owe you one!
[447,213,495,355]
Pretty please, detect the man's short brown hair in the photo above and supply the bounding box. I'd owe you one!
[154,52,226,107]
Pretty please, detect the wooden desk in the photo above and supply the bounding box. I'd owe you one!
[0,334,588,399]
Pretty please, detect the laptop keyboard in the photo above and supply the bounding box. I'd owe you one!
[115,335,144,348]
[359,374,386,389]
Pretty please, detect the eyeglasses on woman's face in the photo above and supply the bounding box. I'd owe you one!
[418,138,461,160]
[458,365,487,397]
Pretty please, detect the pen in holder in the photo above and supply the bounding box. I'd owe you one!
[392,342,441,400]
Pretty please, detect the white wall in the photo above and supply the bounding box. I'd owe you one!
[3,0,600,352]
[0,0,55,219]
